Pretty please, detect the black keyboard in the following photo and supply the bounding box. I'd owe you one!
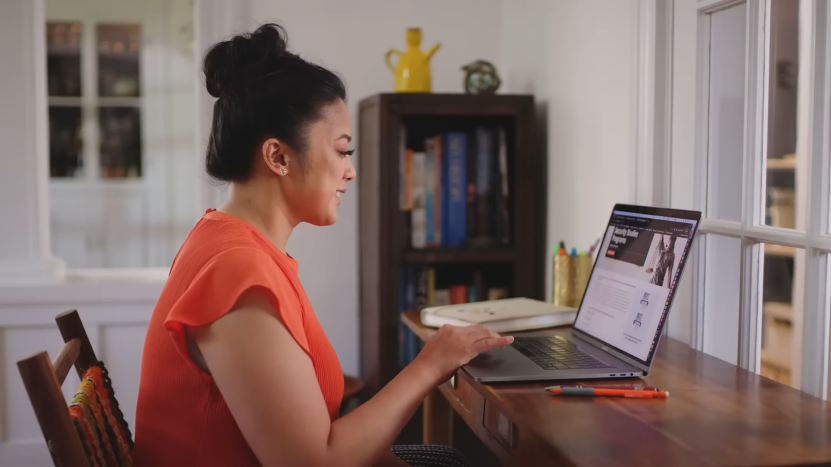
[511,336,613,370]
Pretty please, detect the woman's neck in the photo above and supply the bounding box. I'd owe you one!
[219,181,295,253]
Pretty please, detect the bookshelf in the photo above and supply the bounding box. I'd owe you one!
[357,93,546,402]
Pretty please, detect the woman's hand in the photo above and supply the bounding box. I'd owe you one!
[413,324,514,385]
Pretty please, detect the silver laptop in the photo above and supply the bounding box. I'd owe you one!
[463,204,701,383]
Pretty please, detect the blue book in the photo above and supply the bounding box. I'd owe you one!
[445,133,468,247]
[405,265,416,310]
[475,128,493,239]
[440,136,449,247]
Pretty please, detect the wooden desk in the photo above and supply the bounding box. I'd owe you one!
[401,311,831,466]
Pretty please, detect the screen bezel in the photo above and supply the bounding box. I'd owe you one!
[570,203,702,373]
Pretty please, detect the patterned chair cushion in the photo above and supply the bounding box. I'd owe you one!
[68,363,134,467]
[390,444,473,467]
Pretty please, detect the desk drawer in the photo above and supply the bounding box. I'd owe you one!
[483,398,516,451]
[444,372,472,412]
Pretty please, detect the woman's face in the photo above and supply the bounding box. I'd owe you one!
[283,99,356,226]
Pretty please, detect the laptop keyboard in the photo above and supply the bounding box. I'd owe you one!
[511,336,613,370]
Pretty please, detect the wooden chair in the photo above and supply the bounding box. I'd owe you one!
[16,310,134,467]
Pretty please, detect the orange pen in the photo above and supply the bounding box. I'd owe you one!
[545,386,669,398]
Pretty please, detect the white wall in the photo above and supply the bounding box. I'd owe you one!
[499,0,637,302]
[245,0,505,376]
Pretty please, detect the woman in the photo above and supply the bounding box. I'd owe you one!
[133,23,513,467]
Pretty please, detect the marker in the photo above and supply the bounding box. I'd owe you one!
[545,387,669,398]
[571,248,578,257]
[558,247,567,256]
[545,385,660,391]
[570,385,660,392]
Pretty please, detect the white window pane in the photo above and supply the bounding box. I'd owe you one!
[764,0,802,231]
[706,4,747,222]
[46,1,196,269]
[760,243,803,389]
[703,234,741,365]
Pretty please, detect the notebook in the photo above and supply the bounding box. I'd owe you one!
[420,297,577,333]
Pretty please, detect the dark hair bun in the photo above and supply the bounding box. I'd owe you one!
[203,23,290,99]
[202,22,346,182]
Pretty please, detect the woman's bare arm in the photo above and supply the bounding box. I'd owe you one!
[191,289,511,467]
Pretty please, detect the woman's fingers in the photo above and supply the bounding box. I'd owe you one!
[465,326,509,343]
[472,336,514,354]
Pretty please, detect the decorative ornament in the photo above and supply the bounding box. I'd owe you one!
[461,60,501,95]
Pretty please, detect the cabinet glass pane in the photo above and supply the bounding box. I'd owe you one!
[97,24,141,97]
[702,234,741,365]
[760,242,803,389]
[99,107,141,178]
[764,0,800,230]
[48,106,83,178]
[46,22,82,97]
[706,4,747,222]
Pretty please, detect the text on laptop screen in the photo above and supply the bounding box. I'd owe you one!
[574,210,697,363]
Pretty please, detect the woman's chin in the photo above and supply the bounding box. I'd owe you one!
[309,211,337,226]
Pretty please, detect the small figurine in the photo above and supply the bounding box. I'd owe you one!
[385,28,440,93]
[461,60,501,95]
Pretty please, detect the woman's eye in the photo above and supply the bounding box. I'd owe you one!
[339,149,355,157]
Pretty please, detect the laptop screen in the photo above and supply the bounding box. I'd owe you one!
[573,206,699,365]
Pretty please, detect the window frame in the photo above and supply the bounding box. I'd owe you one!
[691,0,831,398]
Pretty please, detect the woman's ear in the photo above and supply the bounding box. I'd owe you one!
[261,138,291,176]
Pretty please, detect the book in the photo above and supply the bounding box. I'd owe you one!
[487,287,508,301]
[466,130,477,243]
[399,125,409,210]
[475,128,492,239]
[420,297,577,333]
[434,289,451,306]
[424,139,435,247]
[445,132,467,247]
[450,285,468,304]
[411,152,426,248]
[497,127,509,244]
[433,135,442,247]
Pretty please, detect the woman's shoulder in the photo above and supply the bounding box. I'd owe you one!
[169,212,293,281]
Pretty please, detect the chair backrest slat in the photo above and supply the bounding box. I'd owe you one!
[53,338,81,385]
[17,351,90,467]
[56,310,99,378]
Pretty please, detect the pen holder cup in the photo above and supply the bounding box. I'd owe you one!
[552,255,594,308]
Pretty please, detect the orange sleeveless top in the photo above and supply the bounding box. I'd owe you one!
[133,210,344,466]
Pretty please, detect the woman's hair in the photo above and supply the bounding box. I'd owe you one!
[203,23,346,181]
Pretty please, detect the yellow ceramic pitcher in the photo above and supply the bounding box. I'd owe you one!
[385,28,440,93]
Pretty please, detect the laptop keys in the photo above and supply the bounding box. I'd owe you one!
[512,336,613,371]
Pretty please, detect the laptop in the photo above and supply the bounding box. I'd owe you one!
[463,204,701,382]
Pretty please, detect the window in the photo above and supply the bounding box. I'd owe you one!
[692,0,831,397]
[45,0,197,269]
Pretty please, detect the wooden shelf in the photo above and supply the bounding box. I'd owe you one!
[764,244,795,257]
[401,248,516,264]
[358,93,544,403]
[764,302,793,322]
[766,155,796,170]
[760,349,791,371]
